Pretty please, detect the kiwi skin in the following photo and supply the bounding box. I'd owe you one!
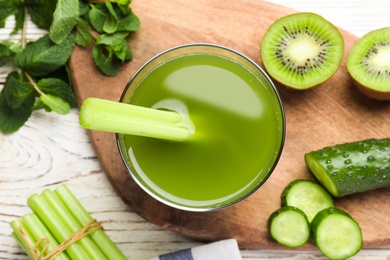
[353,79,390,100]
[347,27,390,100]
[260,12,344,90]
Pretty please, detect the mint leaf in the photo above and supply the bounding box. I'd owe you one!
[116,0,131,14]
[0,41,15,59]
[0,0,25,34]
[3,72,34,109]
[39,93,70,115]
[96,32,132,62]
[90,3,140,34]
[12,5,26,35]
[116,0,131,7]
[25,0,57,29]
[8,41,23,54]
[103,2,119,34]
[49,0,79,44]
[37,78,76,107]
[0,89,35,134]
[92,45,121,76]
[89,3,139,34]
[79,1,90,16]
[75,18,92,47]
[13,34,76,77]
[96,32,128,46]
[88,4,106,34]
[115,40,132,62]
[117,9,140,32]
[93,32,133,76]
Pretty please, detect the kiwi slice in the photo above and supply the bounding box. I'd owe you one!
[260,12,344,90]
[347,27,390,100]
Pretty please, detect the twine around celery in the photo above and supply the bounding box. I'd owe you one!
[19,219,102,260]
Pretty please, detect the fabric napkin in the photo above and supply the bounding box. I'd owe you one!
[148,239,242,260]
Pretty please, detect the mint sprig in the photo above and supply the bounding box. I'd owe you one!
[0,0,140,133]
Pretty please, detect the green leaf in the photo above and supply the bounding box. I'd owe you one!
[115,40,132,62]
[3,71,34,109]
[96,32,128,46]
[88,4,106,34]
[75,18,92,47]
[115,0,131,14]
[116,0,131,6]
[79,1,90,16]
[94,2,140,34]
[92,45,121,76]
[0,41,15,59]
[96,32,132,62]
[37,78,76,108]
[12,6,25,35]
[117,10,140,32]
[89,3,139,34]
[0,0,24,34]
[49,0,79,44]
[0,89,35,134]
[25,0,57,29]
[13,34,76,77]
[39,93,70,115]
[0,41,23,57]
[8,41,23,54]
[103,2,118,34]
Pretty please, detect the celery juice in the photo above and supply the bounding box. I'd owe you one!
[117,45,284,211]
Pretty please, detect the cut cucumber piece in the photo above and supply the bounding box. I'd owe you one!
[281,180,334,222]
[305,138,390,197]
[311,207,363,260]
[268,206,310,248]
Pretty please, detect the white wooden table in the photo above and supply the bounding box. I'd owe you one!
[1,0,390,259]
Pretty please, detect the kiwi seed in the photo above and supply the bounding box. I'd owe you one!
[260,12,344,90]
[347,27,390,100]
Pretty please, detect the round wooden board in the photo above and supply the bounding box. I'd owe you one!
[69,0,390,249]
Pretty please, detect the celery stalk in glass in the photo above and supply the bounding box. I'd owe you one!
[79,97,194,142]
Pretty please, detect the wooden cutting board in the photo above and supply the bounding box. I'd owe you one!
[69,0,390,249]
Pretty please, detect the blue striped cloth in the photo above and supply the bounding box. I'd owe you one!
[148,239,242,260]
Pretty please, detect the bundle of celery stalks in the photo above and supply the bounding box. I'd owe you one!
[10,185,126,260]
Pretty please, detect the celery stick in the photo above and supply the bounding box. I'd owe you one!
[12,232,34,259]
[10,219,35,259]
[21,213,70,260]
[41,190,107,260]
[27,193,91,259]
[55,184,127,260]
[79,97,194,142]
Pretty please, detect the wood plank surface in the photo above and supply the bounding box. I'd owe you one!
[69,0,390,250]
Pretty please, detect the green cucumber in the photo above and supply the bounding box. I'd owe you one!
[305,138,390,197]
[268,206,310,248]
[281,180,334,222]
[311,207,363,260]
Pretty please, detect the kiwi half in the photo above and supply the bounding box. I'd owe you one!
[260,12,344,90]
[347,27,390,100]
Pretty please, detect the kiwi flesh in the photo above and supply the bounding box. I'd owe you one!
[347,27,390,100]
[260,12,344,90]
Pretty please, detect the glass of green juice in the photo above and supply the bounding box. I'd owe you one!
[116,43,285,211]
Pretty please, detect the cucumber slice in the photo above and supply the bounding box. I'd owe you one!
[311,207,363,260]
[281,180,334,222]
[268,206,310,248]
[305,138,390,197]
